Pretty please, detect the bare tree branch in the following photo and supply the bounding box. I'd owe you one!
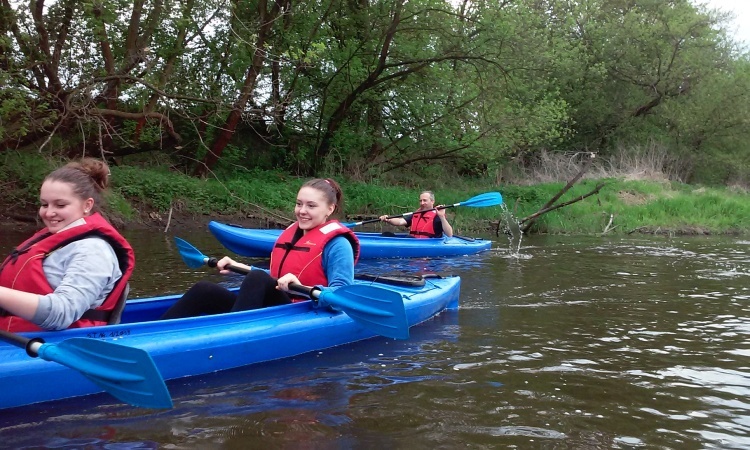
[519,153,600,233]
[520,182,608,233]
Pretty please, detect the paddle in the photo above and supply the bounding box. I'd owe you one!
[343,191,503,228]
[173,237,409,339]
[0,329,172,409]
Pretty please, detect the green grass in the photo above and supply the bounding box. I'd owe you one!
[2,152,749,235]
[507,179,750,234]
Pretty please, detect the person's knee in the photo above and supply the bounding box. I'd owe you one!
[188,280,220,296]
[240,270,275,290]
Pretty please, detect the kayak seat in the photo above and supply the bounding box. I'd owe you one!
[79,283,129,325]
[107,283,130,325]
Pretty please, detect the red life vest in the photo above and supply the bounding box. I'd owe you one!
[269,221,360,297]
[409,210,439,238]
[0,213,135,332]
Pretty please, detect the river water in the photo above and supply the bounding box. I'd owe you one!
[0,229,748,449]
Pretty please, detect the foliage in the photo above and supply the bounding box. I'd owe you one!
[0,153,51,207]
[1,0,748,185]
[2,153,749,235]
[112,166,246,213]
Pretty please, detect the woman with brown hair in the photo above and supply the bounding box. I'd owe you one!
[0,158,134,331]
[161,178,359,319]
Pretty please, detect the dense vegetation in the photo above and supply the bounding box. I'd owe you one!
[2,0,749,186]
[2,152,748,235]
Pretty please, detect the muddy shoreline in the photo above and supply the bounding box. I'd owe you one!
[0,209,291,235]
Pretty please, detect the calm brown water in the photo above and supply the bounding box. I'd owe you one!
[0,229,749,449]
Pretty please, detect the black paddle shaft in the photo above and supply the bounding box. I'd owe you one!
[206,258,320,299]
[0,329,46,357]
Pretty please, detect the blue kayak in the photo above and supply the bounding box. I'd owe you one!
[0,274,460,410]
[209,221,492,259]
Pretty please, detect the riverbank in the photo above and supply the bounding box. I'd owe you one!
[1,153,749,236]
[0,203,277,233]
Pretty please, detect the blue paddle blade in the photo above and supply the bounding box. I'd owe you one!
[317,285,409,340]
[174,237,209,269]
[460,192,503,207]
[38,338,172,409]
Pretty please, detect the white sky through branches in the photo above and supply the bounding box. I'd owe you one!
[696,0,750,46]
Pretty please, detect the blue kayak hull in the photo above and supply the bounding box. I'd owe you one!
[209,221,491,259]
[0,276,460,410]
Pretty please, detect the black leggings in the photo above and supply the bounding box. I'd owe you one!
[160,270,292,320]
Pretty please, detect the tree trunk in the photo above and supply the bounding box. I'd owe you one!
[196,0,285,177]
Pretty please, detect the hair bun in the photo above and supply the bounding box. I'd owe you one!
[70,158,110,191]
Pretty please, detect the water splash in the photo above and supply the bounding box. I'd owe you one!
[498,204,524,257]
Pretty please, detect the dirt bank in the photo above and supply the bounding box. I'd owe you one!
[0,206,293,235]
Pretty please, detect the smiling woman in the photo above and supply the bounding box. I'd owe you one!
[160,177,360,320]
[39,181,91,232]
[0,158,134,331]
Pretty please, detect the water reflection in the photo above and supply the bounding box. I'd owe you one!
[1,231,750,448]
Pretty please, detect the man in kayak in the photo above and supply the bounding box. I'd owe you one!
[378,191,454,238]
[161,178,360,318]
[0,158,134,331]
